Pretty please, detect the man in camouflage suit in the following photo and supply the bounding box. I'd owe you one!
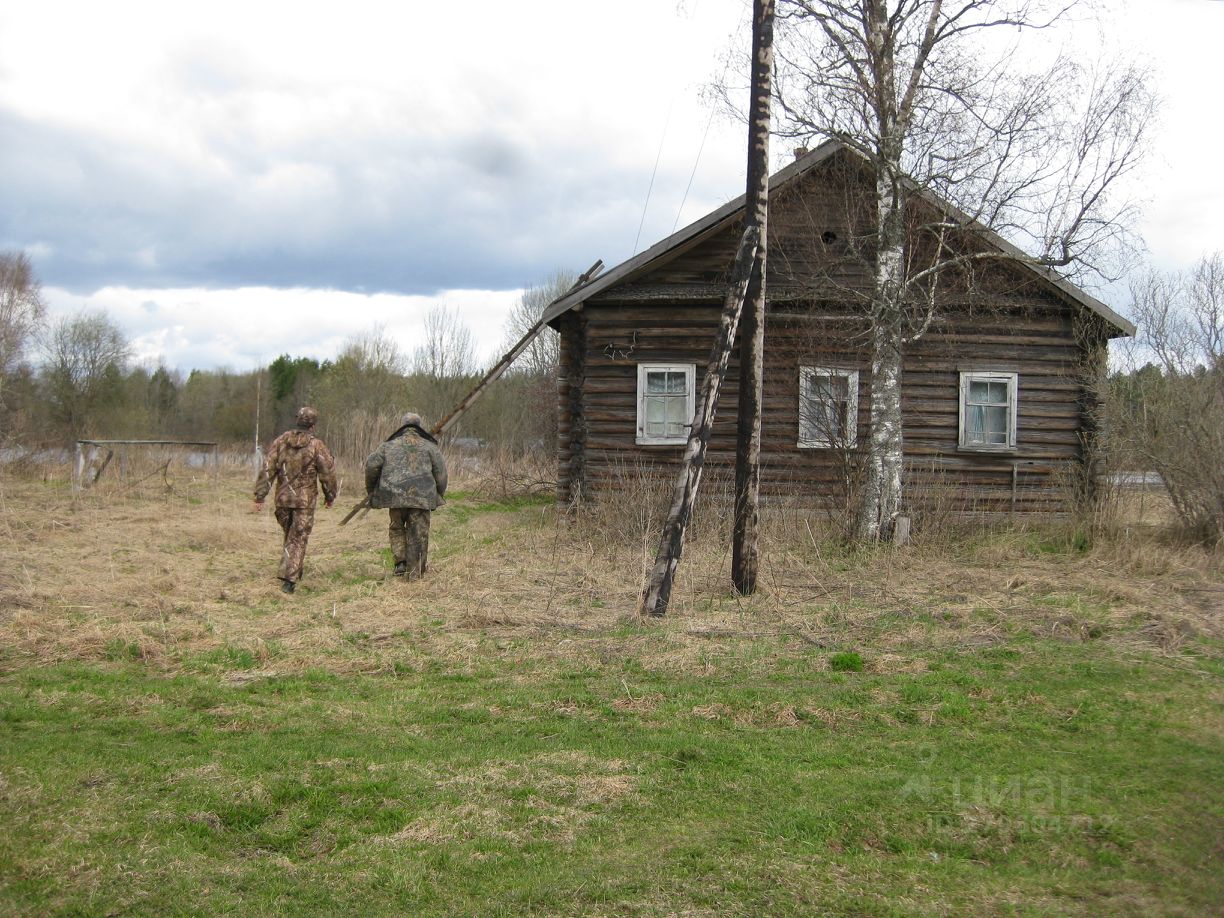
[364,411,447,579]
[254,405,339,594]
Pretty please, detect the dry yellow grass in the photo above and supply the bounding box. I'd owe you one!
[1,461,1221,677]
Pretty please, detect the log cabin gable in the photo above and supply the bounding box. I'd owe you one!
[545,140,1132,337]
[553,140,1128,513]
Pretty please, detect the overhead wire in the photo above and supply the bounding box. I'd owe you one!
[672,44,734,235]
[633,101,674,256]
[633,0,745,255]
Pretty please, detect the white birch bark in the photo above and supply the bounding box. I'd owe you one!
[857,163,906,541]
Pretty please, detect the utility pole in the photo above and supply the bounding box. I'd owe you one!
[732,0,775,595]
[254,370,263,470]
[638,0,775,617]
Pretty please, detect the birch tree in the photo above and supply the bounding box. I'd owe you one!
[756,0,1153,540]
[0,252,46,407]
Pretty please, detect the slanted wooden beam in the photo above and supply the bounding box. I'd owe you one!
[639,227,760,618]
[433,260,605,437]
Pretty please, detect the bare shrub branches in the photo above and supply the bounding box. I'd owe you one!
[38,310,130,440]
[1115,253,1224,544]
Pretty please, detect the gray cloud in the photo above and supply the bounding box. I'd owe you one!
[0,77,732,299]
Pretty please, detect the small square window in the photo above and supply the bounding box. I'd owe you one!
[637,363,695,445]
[799,367,858,448]
[959,371,1018,450]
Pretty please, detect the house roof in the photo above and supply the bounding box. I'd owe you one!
[543,139,1135,337]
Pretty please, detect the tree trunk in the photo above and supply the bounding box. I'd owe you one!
[856,168,906,542]
[732,0,775,594]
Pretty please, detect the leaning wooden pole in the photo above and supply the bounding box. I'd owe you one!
[431,259,604,437]
[731,0,775,596]
[638,227,760,618]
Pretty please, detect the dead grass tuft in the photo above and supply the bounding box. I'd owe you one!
[381,751,637,847]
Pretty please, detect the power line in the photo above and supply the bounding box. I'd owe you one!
[633,102,673,256]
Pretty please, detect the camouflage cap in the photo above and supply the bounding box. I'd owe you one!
[401,411,423,428]
[296,406,319,429]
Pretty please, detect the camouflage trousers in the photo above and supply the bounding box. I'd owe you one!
[388,508,431,579]
[274,507,316,583]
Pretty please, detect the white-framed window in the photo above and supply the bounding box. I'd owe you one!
[798,366,859,448]
[959,371,1018,450]
[636,363,696,445]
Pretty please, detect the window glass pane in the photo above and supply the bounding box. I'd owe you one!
[666,371,687,394]
[969,380,991,401]
[967,404,986,441]
[985,405,1007,433]
[825,403,842,438]
[646,398,664,425]
[806,404,829,439]
[986,405,1008,444]
[665,396,687,436]
[645,372,667,394]
[987,381,1009,404]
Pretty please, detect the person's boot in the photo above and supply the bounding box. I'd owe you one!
[281,579,296,594]
[393,561,407,577]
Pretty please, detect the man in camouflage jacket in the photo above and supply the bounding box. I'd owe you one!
[254,405,339,593]
[364,411,447,579]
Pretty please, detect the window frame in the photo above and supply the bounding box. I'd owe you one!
[797,365,859,449]
[636,362,696,446]
[958,370,1019,452]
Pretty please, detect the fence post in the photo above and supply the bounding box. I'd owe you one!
[73,441,83,496]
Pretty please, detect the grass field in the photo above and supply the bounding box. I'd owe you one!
[1,462,1222,915]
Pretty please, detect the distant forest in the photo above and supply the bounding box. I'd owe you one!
[0,252,569,465]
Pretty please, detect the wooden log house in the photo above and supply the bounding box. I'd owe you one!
[543,140,1134,517]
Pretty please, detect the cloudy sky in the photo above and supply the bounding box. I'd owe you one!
[2,0,1221,371]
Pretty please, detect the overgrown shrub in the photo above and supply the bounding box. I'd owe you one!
[1113,254,1224,544]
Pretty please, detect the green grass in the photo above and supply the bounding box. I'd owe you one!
[829,651,865,672]
[440,491,553,526]
[2,638,1221,916]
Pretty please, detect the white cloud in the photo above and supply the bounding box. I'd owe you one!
[43,285,524,372]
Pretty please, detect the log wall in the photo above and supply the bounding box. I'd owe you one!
[557,297,1101,515]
